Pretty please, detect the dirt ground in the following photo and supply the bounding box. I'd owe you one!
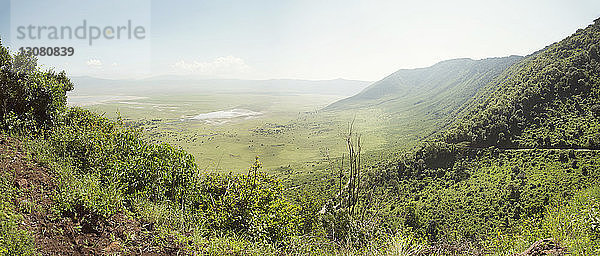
[0,135,180,255]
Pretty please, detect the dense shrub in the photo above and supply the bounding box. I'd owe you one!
[0,38,73,133]
[487,186,600,255]
[48,108,197,204]
[190,171,301,242]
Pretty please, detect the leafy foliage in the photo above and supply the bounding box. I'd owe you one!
[0,38,73,133]
[488,186,600,255]
[28,107,305,243]
[0,203,35,256]
[0,153,36,256]
[369,148,600,242]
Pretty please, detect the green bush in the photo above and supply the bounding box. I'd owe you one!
[486,186,600,255]
[45,107,197,207]
[190,170,301,243]
[0,203,36,256]
[0,38,73,133]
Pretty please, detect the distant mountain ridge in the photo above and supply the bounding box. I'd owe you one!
[327,19,600,151]
[69,76,371,97]
[326,56,522,112]
[322,56,522,147]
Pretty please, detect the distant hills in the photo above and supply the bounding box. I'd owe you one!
[326,56,522,113]
[323,56,522,147]
[69,76,371,97]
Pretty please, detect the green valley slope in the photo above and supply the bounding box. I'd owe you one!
[324,56,522,149]
[356,18,600,253]
[443,18,600,149]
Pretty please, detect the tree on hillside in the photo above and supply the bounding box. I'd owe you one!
[0,37,73,132]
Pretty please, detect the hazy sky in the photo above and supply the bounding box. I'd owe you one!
[1,0,599,80]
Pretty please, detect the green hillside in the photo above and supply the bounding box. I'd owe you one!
[324,56,522,148]
[444,18,600,149]
[327,56,522,113]
[355,18,600,254]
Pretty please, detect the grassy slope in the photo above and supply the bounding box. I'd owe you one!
[0,135,181,255]
[0,137,36,255]
[487,185,600,255]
